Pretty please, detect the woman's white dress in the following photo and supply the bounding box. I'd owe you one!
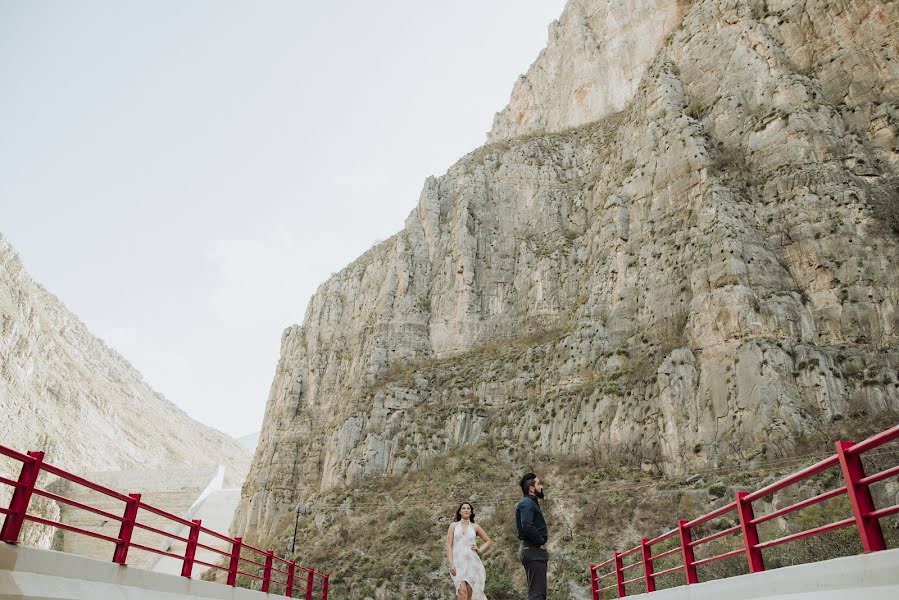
[451,521,487,599]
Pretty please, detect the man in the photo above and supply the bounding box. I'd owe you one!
[515,472,548,600]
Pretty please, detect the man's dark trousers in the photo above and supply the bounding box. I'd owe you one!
[519,544,548,600]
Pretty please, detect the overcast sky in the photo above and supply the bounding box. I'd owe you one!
[0,0,567,438]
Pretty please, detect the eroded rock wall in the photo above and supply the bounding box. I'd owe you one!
[488,0,688,142]
[235,0,899,542]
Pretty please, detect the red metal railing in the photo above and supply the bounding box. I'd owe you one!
[589,424,899,598]
[0,444,329,598]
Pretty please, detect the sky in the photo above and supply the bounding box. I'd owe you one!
[0,0,567,438]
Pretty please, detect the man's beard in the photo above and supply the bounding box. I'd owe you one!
[535,490,545,499]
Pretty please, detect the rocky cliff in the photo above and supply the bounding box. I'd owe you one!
[235,0,899,548]
[0,234,250,544]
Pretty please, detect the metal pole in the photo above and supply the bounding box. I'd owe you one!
[641,538,656,592]
[181,519,202,578]
[112,493,141,565]
[837,440,887,552]
[614,551,626,597]
[286,561,296,598]
[677,520,698,585]
[290,504,301,555]
[305,568,315,600]
[736,491,765,573]
[0,451,44,543]
[261,550,274,593]
[227,537,242,586]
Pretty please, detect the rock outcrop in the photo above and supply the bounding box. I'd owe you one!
[235,0,899,544]
[0,234,250,545]
[488,0,687,143]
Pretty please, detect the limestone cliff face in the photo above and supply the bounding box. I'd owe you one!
[488,0,687,143]
[235,0,899,542]
[0,234,250,544]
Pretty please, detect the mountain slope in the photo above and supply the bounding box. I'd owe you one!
[234,0,899,579]
[0,233,250,545]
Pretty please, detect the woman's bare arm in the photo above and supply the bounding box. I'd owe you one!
[446,523,456,574]
[474,524,492,554]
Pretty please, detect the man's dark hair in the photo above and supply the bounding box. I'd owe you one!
[520,472,537,496]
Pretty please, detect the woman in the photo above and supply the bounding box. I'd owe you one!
[446,501,492,600]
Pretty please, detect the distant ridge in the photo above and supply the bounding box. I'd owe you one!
[0,233,251,545]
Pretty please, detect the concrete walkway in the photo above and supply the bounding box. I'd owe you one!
[0,543,276,600]
[619,547,899,600]
[2,540,898,599]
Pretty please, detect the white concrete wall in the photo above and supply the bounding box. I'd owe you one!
[150,488,243,577]
[0,543,284,600]
[619,547,899,600]
[58,466,220,568]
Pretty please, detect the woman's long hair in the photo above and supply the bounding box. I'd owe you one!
[454,502,475,522]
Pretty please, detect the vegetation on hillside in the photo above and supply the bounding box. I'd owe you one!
[227,413,898,599]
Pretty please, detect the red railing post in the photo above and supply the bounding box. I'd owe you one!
[286,560,296,598]
[836,440,887,552]
[112,493,141,564]
[262,550,274,592]
[322,574,329,600]
[736,491,764,573]
[0,451,44,543]
[641,538,656,592]
[677,520,698,584]
[181,519,202,578]
[227,536,242,586]
[614,551,626,597]
[305,567,315,600]
[590,563,600,600]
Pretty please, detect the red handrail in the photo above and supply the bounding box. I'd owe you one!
[683,500,737,529]
[755,517,855,550]
[195,541,231,557]
[589,424,899,598]
[136,500,194,527]
[648,546,681,562]
[692,547,745,567]
[31,486,126,523]
[845,425,899,455]
[193,557,231,572]
[689,524,740,547]
[0,443,330,598]
[40,462,133,503]
[647,528,678,546]
[743,455,840,503]
[198,524,233,542]
[652,564,684,578]
[0,475,23,489]
[0,446,36,463]
[749,487,846,526]
[133,521,190,544]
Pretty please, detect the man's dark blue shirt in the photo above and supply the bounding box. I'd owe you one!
[515,494,548,546]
